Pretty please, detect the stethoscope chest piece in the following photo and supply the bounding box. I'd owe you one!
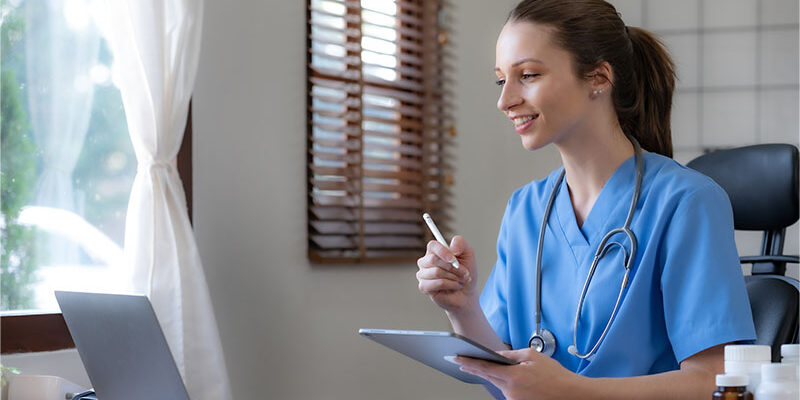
[528,329,556,357]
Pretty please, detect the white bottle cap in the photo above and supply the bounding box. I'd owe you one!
[761,363,796,381]
[725,344,771,362]
[781,344,800,359]
[716,374,749,387]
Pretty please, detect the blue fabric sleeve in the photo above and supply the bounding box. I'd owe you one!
[480,201,512,346]
[659,184,756,362]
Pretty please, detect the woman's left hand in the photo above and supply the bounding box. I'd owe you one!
[456,348,581,400]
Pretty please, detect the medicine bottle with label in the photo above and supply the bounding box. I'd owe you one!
[713,374,753,400]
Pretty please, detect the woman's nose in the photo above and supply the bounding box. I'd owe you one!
[497,82,522,112]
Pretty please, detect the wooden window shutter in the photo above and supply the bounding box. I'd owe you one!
[307,0,453,263]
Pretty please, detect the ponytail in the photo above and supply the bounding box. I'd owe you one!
[617,27,675,158]
[508,0,676,158]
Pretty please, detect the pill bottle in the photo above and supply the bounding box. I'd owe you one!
[724,345,771,393]
[713,374,752,400]
[780,344,799,379]
[756,363,799,400]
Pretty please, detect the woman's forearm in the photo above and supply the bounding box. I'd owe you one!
[571,366,718,400]
[446,301,510,351]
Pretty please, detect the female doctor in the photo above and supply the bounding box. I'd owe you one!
[415,0,755,399]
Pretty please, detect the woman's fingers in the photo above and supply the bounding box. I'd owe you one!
[416,262,461,282]
[497,348,542,363]
[455,357,510,384]
[417,252,453,272]
[418,277,463,293]
[426,240,469,278]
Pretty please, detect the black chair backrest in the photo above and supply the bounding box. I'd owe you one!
[687,144,799,275]
[687,144,798,231]
[687,144,800,361]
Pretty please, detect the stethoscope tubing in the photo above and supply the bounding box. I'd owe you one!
[532,136,643,360]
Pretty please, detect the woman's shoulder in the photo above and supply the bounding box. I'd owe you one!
[642,152,729,203]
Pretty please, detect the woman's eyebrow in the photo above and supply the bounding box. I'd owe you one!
[494,57,545,72]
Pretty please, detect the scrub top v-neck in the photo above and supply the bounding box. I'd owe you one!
[480,152,755,377]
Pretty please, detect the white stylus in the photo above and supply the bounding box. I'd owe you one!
[422,213,461,269]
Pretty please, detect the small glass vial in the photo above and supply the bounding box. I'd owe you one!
[757,363,800,400]
[713,374,753,400]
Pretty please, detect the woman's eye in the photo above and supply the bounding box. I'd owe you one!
[521,73,540,80]
[495,79,506,86]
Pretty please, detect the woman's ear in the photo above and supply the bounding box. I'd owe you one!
[588,61,614,92]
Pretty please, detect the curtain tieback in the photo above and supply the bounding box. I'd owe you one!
[138,159,174,172]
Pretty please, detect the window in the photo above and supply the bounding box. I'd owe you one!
[1,0,135,313]
[0,0,193,353]
[306,0,453,263]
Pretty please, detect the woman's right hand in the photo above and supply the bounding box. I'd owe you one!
[416,235,479,315]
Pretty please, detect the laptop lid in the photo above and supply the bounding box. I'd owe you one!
[55,291,190,400]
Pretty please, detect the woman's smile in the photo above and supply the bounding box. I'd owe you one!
[510,114,539,133]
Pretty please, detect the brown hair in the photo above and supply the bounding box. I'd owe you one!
[508,0,675,158]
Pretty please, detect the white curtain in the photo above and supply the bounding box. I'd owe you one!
[26,0,100,264]
[102,1,232,399]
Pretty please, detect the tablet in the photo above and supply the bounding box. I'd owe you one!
[358,328,517,384]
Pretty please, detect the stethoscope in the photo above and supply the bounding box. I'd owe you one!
[528,136,642,360]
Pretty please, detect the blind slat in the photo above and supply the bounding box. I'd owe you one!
[310,178,448,196]
[312,193,423,208]
[310,206,420,222]
[311,61,425,92]
[312,221,425,235]
[309,20,425,45]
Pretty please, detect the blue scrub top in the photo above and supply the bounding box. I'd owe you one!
[480,152,756,377]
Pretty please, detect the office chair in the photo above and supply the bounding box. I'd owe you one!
[687,144,799,362]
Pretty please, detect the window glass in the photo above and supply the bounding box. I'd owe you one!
[1,0,134,312]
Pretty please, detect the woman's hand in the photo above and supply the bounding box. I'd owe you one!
[416,235,478,315]
[456,348,581,400]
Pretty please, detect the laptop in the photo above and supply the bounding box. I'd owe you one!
[55,291,190,400]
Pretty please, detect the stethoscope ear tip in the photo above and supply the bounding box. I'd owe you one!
[567,345,579,357]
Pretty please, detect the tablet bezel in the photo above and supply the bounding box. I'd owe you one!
[359,328,517,384]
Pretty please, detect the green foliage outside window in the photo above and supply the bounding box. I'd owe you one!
[1,10,39,310]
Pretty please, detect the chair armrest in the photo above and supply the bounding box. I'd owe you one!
[740,255,800,264]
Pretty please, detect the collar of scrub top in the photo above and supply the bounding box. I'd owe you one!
[530,135,643,361]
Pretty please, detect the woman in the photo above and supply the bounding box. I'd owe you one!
[415,1,755,399]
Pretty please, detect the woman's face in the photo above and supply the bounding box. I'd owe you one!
[495,22,595,151]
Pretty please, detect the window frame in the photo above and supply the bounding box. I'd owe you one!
[0,104,193,354]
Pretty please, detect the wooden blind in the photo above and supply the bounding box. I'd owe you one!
[306,0,452,263]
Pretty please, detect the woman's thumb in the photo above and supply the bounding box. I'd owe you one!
[450,235,466,255]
